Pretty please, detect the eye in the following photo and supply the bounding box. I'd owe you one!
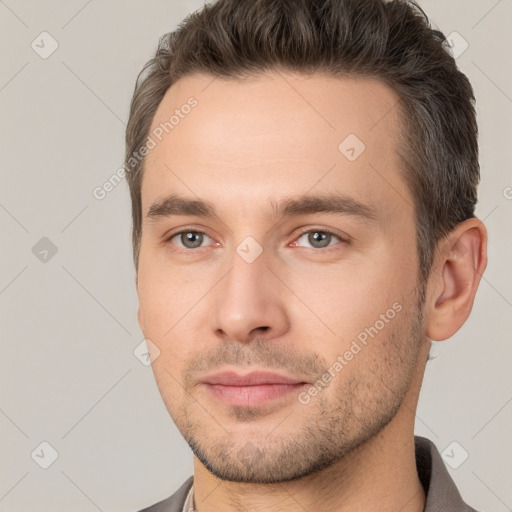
[168,230,214,249]
[292,229,346,249]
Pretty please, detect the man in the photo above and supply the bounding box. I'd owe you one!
[125,0,487,510]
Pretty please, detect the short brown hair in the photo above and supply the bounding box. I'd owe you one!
[125,0,479,283]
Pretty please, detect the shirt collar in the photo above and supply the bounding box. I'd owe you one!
[415,435,476,511]
[182,482,195,512]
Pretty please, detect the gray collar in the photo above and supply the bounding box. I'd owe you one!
[414,435,477,511]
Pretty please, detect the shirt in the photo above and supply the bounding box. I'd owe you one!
[182,484,195,512]
[138,435,480,512]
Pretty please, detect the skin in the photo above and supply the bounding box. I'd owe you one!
[136,71,487,512]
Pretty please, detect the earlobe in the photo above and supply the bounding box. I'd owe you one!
[425,218,488,341]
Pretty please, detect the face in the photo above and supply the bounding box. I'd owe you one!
[136,71,429,483]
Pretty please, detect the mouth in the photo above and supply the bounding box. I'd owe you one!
[200,370,309,408]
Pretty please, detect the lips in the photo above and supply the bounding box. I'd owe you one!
[200,370,308,408]
[201,370,306,386]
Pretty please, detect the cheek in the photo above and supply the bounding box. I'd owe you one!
[292,255,407,324]
[285,249,415,363]
[137,253,201,334]
[138,279,192,396]
[137,257,207,370]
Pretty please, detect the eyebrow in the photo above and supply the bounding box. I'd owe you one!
[145,193,378,223]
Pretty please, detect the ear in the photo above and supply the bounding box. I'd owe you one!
[425,217,488,341]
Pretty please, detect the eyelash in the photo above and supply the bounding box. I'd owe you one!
[165,227,349,253]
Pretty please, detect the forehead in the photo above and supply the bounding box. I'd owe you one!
[142,71,411,221]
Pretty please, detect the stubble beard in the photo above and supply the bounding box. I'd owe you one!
[164,287,426,483]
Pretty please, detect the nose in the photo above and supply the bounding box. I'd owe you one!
[212,246,290,344]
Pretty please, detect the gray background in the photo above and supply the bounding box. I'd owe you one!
[1,0,511,511]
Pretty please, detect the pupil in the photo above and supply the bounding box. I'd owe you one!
[183,232,203,248]
[310,231,330,248]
